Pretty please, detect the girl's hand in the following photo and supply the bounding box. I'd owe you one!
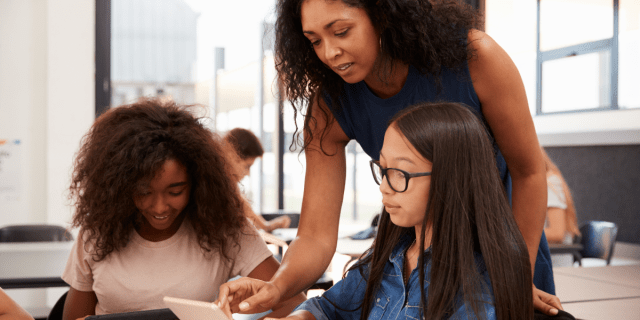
[270,216,291,230]
[216,277,282,314]
[533,285,562,315]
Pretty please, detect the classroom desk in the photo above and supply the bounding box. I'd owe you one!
[554,266,640,303]
[563,297,640,320]
[548,243,583,262]
[0,242,72,289]
[270,226,374,257]
[554,265,640,289]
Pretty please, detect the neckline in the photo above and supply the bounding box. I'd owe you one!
[132,219,188,248]
[359,65,418,104]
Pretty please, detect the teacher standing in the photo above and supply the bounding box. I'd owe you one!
[218,0,561,315]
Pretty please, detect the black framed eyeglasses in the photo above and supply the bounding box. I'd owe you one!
[369,160,431,193]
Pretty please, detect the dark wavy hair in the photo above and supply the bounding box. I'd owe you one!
[224,128,264,159]
[274,0,481,152]
[69,98,246,262]
[349,102,533,319]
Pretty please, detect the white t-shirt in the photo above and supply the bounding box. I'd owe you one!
[62,220,272,315]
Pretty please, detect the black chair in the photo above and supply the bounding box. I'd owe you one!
[577,220,619,266]
[46,291,68,320]
[0,224,73,242]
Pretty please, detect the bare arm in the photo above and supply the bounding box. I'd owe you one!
[544,207,567,243]
[62,287,97,320]
[270,99,349,301]
[468,30,561,315]
[0,288,34,320]
[217,98,349,314]
[246,257,307,319]
[468,29,547,275]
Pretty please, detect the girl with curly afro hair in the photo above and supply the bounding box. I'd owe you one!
[61,98,305,320]
[218,0,563,317]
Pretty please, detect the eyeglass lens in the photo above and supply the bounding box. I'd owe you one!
[371,163,407,192]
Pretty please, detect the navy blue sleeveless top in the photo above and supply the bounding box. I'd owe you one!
[324,63,556,294]
[326,64,508,186]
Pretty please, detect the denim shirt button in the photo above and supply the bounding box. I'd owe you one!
[376,298,380,302]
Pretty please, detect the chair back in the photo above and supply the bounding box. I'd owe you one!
[0,225,73,242]
[47,290,68,320]
[579,220,618,265]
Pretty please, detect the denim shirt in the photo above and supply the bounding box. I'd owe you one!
[295,236,496,320]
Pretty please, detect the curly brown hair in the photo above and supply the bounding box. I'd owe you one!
[274,0,481,151]
[69,98,246,261]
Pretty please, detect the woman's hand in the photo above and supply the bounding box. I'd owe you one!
[533,285,563,316]
[216,277,283,314]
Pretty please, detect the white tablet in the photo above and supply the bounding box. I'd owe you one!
[163,296,231,320]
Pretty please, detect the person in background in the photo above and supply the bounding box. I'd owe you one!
[0,288,34,320]
[218,0,560,315]
[61,98,305,320]
[542,148,580,267]
[224,128,291,232]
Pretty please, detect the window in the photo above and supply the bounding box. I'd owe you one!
[536,0,638,114]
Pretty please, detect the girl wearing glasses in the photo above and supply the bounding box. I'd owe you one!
[218,0,560,315]
[282,102,534,319]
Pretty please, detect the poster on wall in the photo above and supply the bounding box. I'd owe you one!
[0,139,22,202]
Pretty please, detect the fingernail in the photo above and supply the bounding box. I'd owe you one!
[228,296,233,302]
[239,302,249,310]
[551,309,558,315]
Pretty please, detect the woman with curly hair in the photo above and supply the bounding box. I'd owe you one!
[219,0,561,316]
[61,98,305,320]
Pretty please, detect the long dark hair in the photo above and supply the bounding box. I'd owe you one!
[274,0,481,152]
[69,98,246,261]
[352,102,533,319]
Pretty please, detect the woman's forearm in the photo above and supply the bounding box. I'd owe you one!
[511,171,548,274]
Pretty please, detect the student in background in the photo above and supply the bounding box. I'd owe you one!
[224,128,291,232]
[542,148,580,267]
[0,288,34,320]
[61,99,305,320]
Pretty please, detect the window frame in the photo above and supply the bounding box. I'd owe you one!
[536,0,620,115]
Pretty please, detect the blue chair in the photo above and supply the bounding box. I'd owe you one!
[578,221,619,266]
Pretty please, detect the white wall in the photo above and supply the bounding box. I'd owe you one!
[0,0,94,228]
[0,0,95,312]
[0,0,48,225]
[535,109,640,147]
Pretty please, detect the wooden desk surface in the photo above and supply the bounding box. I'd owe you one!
[554,265,640,289]
[563,297,640,320]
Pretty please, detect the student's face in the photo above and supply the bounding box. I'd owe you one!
[236,157,257,181]
[300,0,380,84]
[378,126,432,229]
[134,159,191,233]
